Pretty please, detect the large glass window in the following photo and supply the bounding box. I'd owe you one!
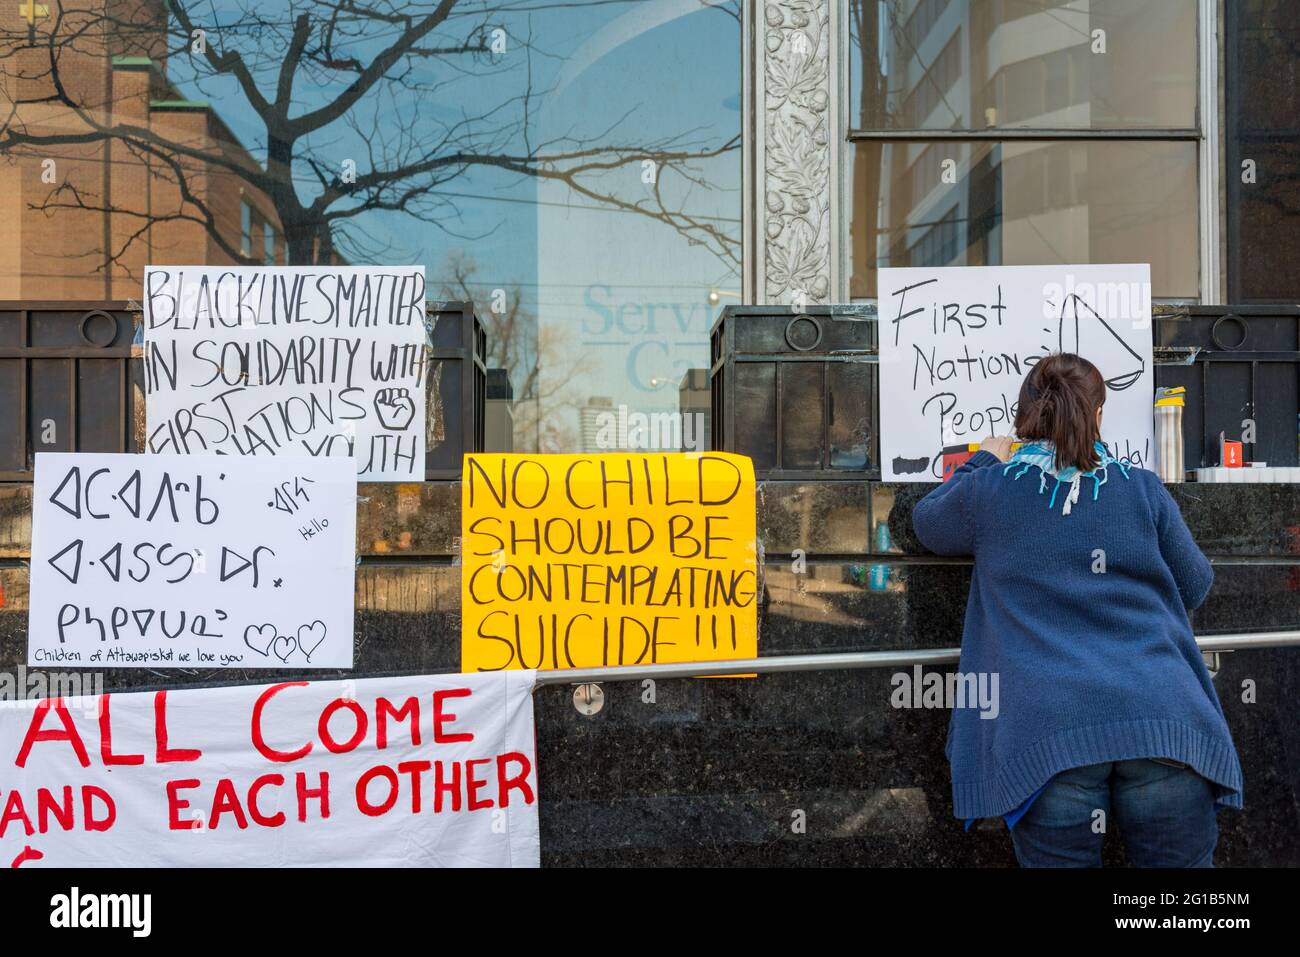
[0,0,741,452]
[848,0,1201,299]
[1226,1,1300,302]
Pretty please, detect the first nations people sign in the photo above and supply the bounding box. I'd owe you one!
[0,671,540,867]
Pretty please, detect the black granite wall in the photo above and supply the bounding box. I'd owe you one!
[1,480,1296,866]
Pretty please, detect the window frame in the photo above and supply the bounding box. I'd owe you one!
[838,0,1219,304]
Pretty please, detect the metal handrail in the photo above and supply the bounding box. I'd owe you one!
[532,630,1300,685]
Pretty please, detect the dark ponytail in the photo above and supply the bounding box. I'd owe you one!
[1014,353,1106,471]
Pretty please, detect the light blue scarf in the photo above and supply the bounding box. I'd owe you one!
[1002,439,1131,515]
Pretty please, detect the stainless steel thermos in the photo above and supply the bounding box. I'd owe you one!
[1155,386,1186,482]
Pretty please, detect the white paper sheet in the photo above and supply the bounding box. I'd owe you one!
[28,453,357,669]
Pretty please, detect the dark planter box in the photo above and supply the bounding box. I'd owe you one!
[0,302,139,480]
[709,302,1300,479]
[424,301,486,479]
[710,305,875,480]
[0,300,485,481]
[1153,304,1300,469]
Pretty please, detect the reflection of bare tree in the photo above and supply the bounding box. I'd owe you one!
[848,0,887,297]
[438,253,595,451]
[697,0,739,22]
[849,0,887,129]
[0,0,740,272]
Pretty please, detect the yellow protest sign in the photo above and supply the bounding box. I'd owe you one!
[460,452,758,673]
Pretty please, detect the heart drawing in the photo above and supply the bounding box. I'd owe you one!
[297,621,327,662]
[272,635,298,662]
[243,623,277,657]
[243,621,328,663]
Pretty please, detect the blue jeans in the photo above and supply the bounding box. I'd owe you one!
[1009,758,1218,868]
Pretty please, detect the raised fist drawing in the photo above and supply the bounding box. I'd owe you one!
[373,387,416,431]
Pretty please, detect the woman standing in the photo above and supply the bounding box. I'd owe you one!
[912,353,1242,867]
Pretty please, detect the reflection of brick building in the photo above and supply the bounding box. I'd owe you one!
[0,1,283,300]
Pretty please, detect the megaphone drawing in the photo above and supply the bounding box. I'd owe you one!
[1056,293,1145,391]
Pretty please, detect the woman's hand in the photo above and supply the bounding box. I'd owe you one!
[979,435,1014,462]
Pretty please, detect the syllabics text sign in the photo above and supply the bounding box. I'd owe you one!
[0,671,540,867]
[143,265,427,481]
[28,453,356,669]
[460,453,758,673]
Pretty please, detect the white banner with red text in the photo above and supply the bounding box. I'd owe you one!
[0,671,540,867]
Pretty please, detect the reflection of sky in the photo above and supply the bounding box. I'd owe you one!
[534,1,740,443]
[169,0,743,310]
[169,1,740,446]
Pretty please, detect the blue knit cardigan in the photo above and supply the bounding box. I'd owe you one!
[912,450,1243,820]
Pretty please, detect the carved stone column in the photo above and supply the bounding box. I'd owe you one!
[746,0,839,306]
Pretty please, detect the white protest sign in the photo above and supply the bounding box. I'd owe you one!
[28,453,356,669]
[0,671,540,867]
[143,265,427,481]
[878,264,1154,481]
